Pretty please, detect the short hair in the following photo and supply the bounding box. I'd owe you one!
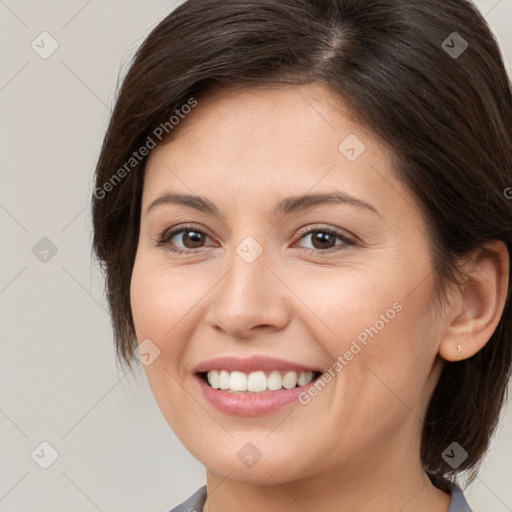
[91,0,512,492]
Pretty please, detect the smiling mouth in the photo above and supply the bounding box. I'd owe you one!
[198,369,323,393]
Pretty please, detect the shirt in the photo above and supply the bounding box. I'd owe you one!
[168,483,473,511]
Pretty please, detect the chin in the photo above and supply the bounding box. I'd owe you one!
[192,443,316,485]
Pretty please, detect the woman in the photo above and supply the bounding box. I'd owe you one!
[91,0,512,510]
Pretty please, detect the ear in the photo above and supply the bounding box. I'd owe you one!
[438,240,510,362]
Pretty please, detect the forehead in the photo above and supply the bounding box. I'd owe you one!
[145,83,390,179]
[157,82,365,158]
[141,82,419,231]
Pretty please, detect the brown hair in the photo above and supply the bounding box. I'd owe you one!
[91,0,512,491]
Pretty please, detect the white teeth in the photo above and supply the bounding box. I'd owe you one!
[208,370,220,389]
[218,370,230,390]
[247,371,267,392]
[229,371,247,391]
[205,370,315,393]
[282,371,298,389]
[267,370,282,391]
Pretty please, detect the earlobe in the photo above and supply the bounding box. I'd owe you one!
[438,240,510,362]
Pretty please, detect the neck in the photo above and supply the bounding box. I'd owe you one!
[202,421,451,512]
[203,465,450,512]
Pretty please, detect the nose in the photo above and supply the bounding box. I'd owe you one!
[205,245,291,339]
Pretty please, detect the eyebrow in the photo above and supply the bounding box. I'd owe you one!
[146,191,381,218]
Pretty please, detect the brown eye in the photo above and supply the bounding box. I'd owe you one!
[307,231,338,250]
[156,225,212,254]
[296,227,356,253]
[173,229,207,249]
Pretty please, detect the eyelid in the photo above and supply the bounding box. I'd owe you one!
[295,224,356,242]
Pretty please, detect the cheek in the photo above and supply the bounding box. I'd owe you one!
[286,262,405,353]
[130,252,203,350]
[337,283,437,423]
[129,253,191,413]
[130,254,197,430]
[297,260,437,411]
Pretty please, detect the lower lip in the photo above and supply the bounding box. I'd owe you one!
[195,374,320,416]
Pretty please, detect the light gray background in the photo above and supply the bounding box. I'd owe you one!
[1,1,511,511]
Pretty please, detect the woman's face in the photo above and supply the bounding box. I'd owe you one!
[130,82,447,484]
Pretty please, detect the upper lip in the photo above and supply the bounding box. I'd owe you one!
[193,355,324,374]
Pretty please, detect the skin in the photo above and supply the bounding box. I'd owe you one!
[129,82,509,512]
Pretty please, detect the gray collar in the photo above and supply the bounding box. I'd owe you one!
[169,483,473,511]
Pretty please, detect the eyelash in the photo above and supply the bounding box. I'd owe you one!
[155,224,357,256]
